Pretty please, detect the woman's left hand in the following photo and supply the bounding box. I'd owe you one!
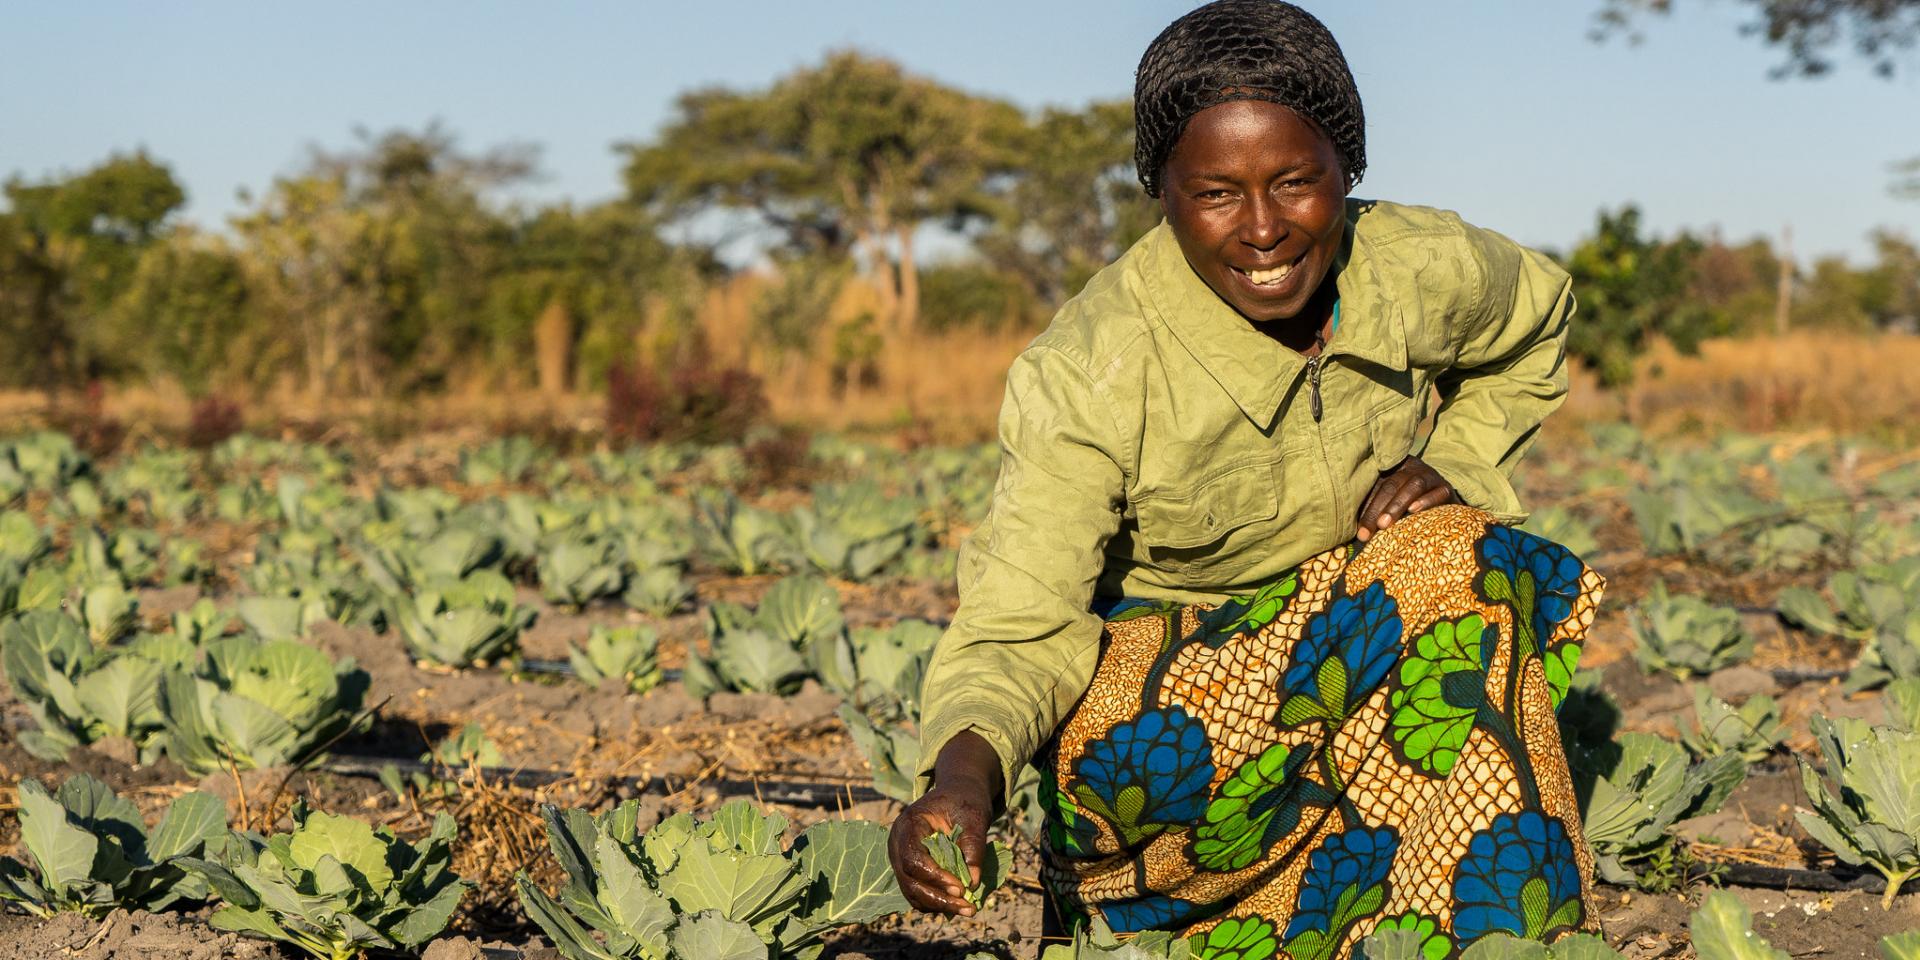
[1356,456,1457,542]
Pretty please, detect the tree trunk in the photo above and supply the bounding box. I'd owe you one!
[896,224,919,333]
[1774,224,1793,336]
[534,298,574,395]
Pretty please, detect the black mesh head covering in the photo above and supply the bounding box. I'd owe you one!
[1134,0,1366,198]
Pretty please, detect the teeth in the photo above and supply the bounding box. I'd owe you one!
[1242,263,1293,286]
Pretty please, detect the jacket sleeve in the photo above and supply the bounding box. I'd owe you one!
[914,343,1126,811]
[1419,225,1575,524]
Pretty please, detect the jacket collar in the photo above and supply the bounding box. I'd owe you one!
[1137,199,1410,427]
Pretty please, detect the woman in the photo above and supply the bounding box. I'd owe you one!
[888,2,1605,957]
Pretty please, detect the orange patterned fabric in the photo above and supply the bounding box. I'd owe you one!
[1037,506,1606,959]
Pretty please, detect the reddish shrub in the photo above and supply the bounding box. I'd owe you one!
[606,354,767,445]
[185,394,245,448]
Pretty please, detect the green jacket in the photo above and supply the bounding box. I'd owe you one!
[915,198,1575,806]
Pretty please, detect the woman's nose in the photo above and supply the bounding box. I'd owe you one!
[1241,192,1284,251]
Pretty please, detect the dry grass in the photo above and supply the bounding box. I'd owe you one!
[1561,331,1920,444]
[2,290,1915,445]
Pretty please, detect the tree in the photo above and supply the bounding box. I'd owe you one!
[1593,0,1920,77]
[1560,205,1730,386]
[973,100,1160,309]
[104,229,256,394]
[0,152,186,387]
[622,50,1022,331]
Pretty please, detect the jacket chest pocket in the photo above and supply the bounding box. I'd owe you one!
[1132,459,1279,573]
[1367,395,1423,472]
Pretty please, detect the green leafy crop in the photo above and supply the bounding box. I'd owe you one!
[1777,557,1920,691]
[540,537,627,610]
[1579,732,1745,887]
[1797,713,1920,908]
[685,576,843,698]
[157,636,370,775]
[570,625,664,695]
[790,480,921,581]
[517,798,908,960]
[0,610,169,761]
[1629,583,1753,679]
[1680,686,1786,764]
[1690,891,1789,960]
[392,570,537,667]
[0,774,226,918]
[692,489,794,576]
[920,825,1011,911]
[180,800,472,960]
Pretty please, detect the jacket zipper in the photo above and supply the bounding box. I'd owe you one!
[1305,354,1324,422]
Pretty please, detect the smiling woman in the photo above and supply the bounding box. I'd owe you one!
[886,2,1607,957]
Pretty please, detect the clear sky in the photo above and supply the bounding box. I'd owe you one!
[3,0,1916,263]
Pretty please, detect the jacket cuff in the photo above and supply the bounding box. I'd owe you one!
[914,701,1033,816]
[1422,448,1527,524]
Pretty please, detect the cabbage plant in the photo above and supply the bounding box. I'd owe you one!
[1777,557,1920,691]
[570,624,664,695]
[692,489,793,575]
[1797,713,1920,908]
[790,480,921,581]
[838,705,920,803]
[459,435,540,485]
[516,798,907,960]
[1516,505,1598,559]
[1,611,167,760]
[181,801,472,960]
[0,510,51,567]
[158,636,370,775]
[1680,686,1785,764]
[1579,732,1745,887]
[0,774,226,918]
[623,564,693,617]
[392,570,537,667]
[1628,582,1752,679]
[684,576,842,697]
[541,537,627,610]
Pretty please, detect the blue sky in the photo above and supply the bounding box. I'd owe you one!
[3,1,1916,263]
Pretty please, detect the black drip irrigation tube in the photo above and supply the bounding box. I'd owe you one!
[320,755,890,807]
[512,658,681,682]
[1703,861,1887,894]
[1768,666,1848,685]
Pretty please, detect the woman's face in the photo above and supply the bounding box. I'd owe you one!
[1160,99,1349,325]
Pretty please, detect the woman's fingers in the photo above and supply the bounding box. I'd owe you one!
[1408,484,1454,513]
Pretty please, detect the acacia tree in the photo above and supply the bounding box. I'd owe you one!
[622,50,1022,332]
[973,100,1159,309]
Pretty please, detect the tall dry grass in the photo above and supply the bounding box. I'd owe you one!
[1559,331,1920,444]
[2,269,1914,446]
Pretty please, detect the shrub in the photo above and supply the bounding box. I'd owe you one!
[186,395,245,448]
[606,351,766,446]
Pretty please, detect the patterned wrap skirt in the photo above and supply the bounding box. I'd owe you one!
[1037,505,1607,959]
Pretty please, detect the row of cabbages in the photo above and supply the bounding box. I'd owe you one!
[0,773,927,960]
[9,769,1919,960]
[0,562,944,773]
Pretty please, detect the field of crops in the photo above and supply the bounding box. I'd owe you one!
[0,423,1916,960]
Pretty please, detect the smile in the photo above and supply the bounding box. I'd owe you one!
[1231,251,1306,288]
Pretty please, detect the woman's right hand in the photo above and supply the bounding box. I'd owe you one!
[887,729,1003,917]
